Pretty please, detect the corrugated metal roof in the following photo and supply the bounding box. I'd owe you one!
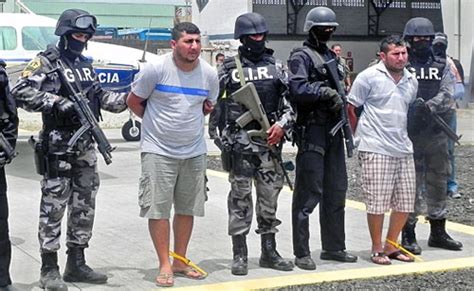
[23,1,178,28]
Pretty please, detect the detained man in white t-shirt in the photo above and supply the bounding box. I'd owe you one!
[127,22,218,287]
[347,35,418,265]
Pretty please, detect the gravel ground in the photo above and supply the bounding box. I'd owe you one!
[206,145,474,290]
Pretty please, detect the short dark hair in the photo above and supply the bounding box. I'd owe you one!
[172,22,200,41]
[215,53,224,61]
[379,35,406,53]
[331,43,342,49]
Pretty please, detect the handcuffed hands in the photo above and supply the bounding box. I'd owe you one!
[203,99,214,115]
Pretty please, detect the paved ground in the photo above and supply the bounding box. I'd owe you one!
[5,108,474,290]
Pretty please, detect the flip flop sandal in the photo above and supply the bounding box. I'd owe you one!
[387,250,415,262]
[156,273,174,287]
[371,252,391,265]
[174,266,207,280]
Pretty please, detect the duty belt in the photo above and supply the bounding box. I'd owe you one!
[301,142,325,156]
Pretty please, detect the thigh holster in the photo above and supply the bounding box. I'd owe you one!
[44,153,72,179]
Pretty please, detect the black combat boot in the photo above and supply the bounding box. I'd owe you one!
[231,235,248,276]
[428,219,463,250]
[259,233,294,271]
[401,221,422,255]
[63,247,107,284]
[39,252,68,291]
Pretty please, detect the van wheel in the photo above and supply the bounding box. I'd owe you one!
[121,119,141,141]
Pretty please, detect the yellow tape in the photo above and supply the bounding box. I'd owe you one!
[386,239,423,262]
[169,251,208,278]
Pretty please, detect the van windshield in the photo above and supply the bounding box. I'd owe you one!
[22,26,58,51]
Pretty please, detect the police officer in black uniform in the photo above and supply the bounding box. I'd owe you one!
[0,61,19,291]
[401,17,462,254]
[219,12,294,276]
[287,7,357,270]
[12,9,128,290]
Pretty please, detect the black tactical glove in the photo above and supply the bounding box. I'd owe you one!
[329,97,344,112]
[55,97,75,113]
[413,97,430,115]
[320,86,343,112]
[414,97,425,108]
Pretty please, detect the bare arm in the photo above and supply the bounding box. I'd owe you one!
[127,92,146,118]
[347,103,358,133]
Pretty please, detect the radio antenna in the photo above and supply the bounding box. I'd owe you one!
[140,18,153,63]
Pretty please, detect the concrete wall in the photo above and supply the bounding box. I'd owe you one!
[267,39,379,74]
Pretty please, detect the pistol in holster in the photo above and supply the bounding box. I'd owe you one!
[214,137,233,172]
[29,136,46,175]
[292,124,306,149]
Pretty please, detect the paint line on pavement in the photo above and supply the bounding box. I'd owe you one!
[171,257,474,291]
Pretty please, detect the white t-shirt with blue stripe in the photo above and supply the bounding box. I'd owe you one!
[131,52,219,159]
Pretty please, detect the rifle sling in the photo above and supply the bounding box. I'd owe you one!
[234,55,246,87]
[300,47,326,70]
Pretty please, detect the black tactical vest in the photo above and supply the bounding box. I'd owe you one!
[409,55,445,101]
[41,46,101,129]
[0,65,15,130]
[223,54,282,125]
[289,46,343,125]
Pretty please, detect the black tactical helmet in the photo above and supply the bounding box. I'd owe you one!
[234,12,268,40]
[304,7,339,32]
[55,9,97,36]
[403,17,435,38]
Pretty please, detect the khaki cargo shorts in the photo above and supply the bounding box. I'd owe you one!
[138,152,206,219]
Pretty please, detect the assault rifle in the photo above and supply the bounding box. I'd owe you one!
[416,99,462,145]
[0,132,16,165]
[233,83,294,190]
[325,58,355,158]
[52,59,114,165]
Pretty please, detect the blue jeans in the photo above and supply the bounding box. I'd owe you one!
[447,111,458,193]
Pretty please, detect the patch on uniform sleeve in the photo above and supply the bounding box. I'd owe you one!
[21,58,42,78]
[289,59,301,74]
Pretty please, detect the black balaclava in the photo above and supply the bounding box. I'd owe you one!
[432,43,447,59]
[59,34,89,60]
[308,27,333,47]
[410,39,432,61]
[240,35,266,62]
